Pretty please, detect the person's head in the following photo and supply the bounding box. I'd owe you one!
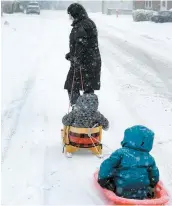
[75,93,98,113]
[67,3,88,22]
[121,125,155,152]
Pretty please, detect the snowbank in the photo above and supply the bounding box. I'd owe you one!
[132,9,155,22]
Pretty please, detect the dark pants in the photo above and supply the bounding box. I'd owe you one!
[68,88,94,106]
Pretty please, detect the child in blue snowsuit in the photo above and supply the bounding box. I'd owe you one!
[98,125,159,200]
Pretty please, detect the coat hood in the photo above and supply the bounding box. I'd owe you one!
[121,125,154,152]
[75,93,98,114]
[67,3,88,22]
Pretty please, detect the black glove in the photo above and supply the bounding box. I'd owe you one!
[147,186,155,198]
[72,56,80,64]
[98,178,115,192]
[65,53,71,61]
[71,56,83,71]
[98,178,109,187]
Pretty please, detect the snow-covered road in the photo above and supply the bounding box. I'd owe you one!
[1,11,172,205]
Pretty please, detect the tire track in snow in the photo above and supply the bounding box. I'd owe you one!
[99,28,172,99]
[99,34,172,102]
[1,77,35,164]
[100,37,172,136]
[1,15,59,165]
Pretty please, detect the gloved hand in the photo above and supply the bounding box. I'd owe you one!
[72,56,80,65]
[66,54,80,67]
[98,178,115,192]
[147,186,155,198]
[98,178,110,187]
[65,53,71,61]
[71,56,83,71]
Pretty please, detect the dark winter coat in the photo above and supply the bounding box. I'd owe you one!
[62,93,109,130]
[98,125,159,200]
[64,3,101,92]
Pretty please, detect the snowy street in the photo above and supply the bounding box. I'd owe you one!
[1,11,172,205]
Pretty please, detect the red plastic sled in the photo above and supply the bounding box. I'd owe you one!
[94,171,169,205]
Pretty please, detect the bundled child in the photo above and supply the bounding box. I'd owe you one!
[62,93,109,130]
[98,125,159,200]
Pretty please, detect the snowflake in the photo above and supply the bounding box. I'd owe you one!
[125,174,130,178]
[136,157,140,161]
[116,187,123,194]
[118,180,123,184]
[155,187,160,192]
[145,161,149,166]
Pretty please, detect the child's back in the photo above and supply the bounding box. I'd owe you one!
[98,125,159,199]
[62,93,109,130]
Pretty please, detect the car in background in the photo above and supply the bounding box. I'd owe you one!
[26,2,40,15]
[151,11,172,23]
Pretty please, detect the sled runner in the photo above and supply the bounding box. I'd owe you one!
[94,171,169,205]
[61,126,103,156]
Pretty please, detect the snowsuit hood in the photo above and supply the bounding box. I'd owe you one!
[67,3,88,22]
[121,125,154,152]
[62,93,109,129]
[75,93,98,114]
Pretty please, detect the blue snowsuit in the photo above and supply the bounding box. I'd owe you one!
[98,125,159,199]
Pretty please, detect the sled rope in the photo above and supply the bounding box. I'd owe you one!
[79,66,84,91]
[90,136,113,152]
[68,64,76,113]
[89,132,102,157]
[87,125,112,157]
[87,124,101,156]
[68,55,84,113]
[88,124,113,153]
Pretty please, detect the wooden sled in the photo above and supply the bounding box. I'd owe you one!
[61,126,103,156]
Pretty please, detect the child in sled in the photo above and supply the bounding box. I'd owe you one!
[62,93,109,130]
[98,125,159,200]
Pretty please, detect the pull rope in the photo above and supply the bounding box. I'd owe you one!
[87,125,113,157]
[68,66,76,114]
[89,134,102,156]
[79,66,84,91]
[67,56,84,113]
[87,124,102,156]
[89,135,113,152]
